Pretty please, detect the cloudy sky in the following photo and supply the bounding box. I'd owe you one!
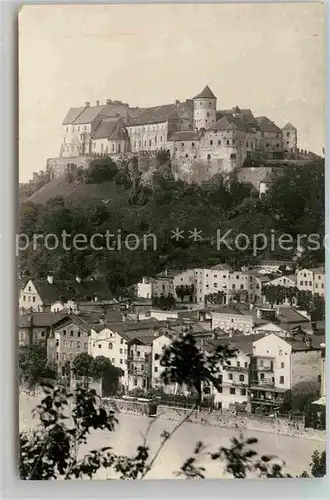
[19,3,325,181]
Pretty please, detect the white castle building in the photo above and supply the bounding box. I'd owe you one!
[59,85,297,173]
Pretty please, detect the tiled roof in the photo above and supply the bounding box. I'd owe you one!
[168,131,202,142]
[282,122,296,130]
[309,267,325,274]
[205,333,265,355]
[255,116,282,133]
[193,85,217,100]
[210,263,233,271]
[62,107,86,125]
[72,105,106,125]
[91,118,128,141]
[31,278,112,305]
[216,108,256,124]
[19,312,68,329]
[127,101,193,127]
[209,114,254,133]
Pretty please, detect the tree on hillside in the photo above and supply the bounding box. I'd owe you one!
[84,157,119,184]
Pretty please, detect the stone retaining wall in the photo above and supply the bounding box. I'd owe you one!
[155,405,325,442]
[103,398,151,416]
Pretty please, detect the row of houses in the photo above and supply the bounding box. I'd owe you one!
[19,298,325,412]
[136,263,325,305]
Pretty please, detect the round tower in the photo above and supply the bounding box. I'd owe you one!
[193,85,217,130]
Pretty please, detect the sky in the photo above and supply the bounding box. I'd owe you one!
[19,3,325,182]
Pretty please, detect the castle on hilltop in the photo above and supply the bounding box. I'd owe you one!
[51,85,298,179]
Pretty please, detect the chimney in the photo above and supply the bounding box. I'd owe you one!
[85,101,90,107]
[47,275,54,284]
[175,99,180,108]
[100,315,106,326]
[76,276,81,283]
[96,100,99,106]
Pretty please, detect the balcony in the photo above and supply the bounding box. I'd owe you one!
[129,355,150,363]
[256,366,274,372]
[223,365,249,372]
[128,368,150,377]
[250,379,275,389]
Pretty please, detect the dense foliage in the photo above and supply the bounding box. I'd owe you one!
[19,342,56,388]
[19,158,324,296]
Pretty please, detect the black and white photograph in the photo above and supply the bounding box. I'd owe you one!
[18,3,326,480]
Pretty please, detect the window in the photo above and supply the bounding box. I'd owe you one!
[134,378,137,386]
[218,140,221,146]
[84,342,88,349]
[55,339,59,347]
[281,362,284,369]
[276,143,279,148]
[300,281,303,286]
[23,295,26,301]
[309,281,312,286]
[98,344,101,349]
[229,373,233,380]
[149,140,151,147]
[112,358,115,363]
[154,366,158,373]
[32,296,36,303]
[280,376,284,384]
[120,338,123,344]
[120,359,123,364]
[279,349,283,356]
[230,388,236,395]
[239,374,244,382]
[241,389,246,396]
[70,330,74,337]
[63,330,66,335]
[210,140,213,146]
[120,348,123,354]
[56,353,59,360]
[192,142,195,147]
[287,132,290,137]
[260,373,265,380]
[244,362,248,368]
[63,340,67,347]
[77,341,80,349]
[226,140,229,145]
[207,154,211,161]
[185,154,188,158]
[266,143,270,147]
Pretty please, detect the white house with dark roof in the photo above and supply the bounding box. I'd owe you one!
[19,275,112,312]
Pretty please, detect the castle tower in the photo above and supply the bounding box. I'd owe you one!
[282,122,297,158]
[193,85,217,130]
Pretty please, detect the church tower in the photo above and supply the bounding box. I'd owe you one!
[193,85,217,130]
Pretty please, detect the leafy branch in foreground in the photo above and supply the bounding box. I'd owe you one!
[20,384,326,480]
[158,332,237,403]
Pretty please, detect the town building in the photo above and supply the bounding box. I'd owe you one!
[137,277,152,299]
[19,311,67,347]
[19,275,112,312]
[47,315,90,371]
[296,267,325,297]
[151,333,173,392]
[88,311,129,390]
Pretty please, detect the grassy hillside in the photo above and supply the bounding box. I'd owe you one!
[26,177,130,213]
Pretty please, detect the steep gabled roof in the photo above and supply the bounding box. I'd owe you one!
[282,122,297,130]
[72,105,106,125]
[193,85,216,100]
[216,108,256,125]
[127,101,193,127]
[62,107,86,125]
[91,118,128,141]
[255,116,282,133]
[209,114,254,133]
